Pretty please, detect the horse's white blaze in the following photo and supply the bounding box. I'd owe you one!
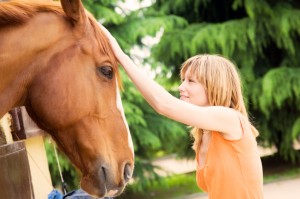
[116,80,134,157]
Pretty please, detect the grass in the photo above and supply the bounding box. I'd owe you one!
[264,166,300,183]
[119,173,200,199]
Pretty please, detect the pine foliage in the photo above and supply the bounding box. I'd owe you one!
[259,67,300,116]
[83,0,125,24]
[110,14,187,51]
[119,68,187,158]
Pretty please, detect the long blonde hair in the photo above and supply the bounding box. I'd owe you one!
[180,54,259,151]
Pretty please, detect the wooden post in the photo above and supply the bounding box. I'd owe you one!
[0,141,34,199]
[0,107,53,198]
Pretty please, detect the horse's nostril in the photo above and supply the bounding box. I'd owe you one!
[100,166,107,182]
[123,163,132,183]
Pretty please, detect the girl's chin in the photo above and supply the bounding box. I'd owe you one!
[181,99,192,104]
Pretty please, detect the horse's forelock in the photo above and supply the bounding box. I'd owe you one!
[88,17,123,90]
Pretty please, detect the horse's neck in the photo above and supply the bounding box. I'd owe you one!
[0,13,68,117]
[0,40,30,117]
[0,47,30,94]
[0,49,33,117]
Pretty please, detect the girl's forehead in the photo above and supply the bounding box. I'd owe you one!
[181,63,202,79]
[182,66,206,84]
[184,66,192,75]
[184,67,197,78]
[181,68,191,78]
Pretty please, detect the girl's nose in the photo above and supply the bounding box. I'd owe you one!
[178,81,185,92]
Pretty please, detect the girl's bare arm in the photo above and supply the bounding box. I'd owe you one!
[100,25,242,139]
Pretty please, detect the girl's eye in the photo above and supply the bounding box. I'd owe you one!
[182,78,196,83]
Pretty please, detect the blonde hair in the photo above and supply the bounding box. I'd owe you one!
[180,54,259,151]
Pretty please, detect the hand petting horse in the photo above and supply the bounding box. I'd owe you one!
[0,0,134,197]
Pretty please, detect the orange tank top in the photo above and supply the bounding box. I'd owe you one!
[196,113,264,199]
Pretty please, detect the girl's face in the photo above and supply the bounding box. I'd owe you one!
[178,68,209,107]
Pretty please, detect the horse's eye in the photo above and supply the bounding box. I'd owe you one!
[97,66,113,79]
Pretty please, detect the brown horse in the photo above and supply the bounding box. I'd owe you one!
[0,0,134,197]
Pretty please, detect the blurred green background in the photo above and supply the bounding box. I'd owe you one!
[46,0,300,198]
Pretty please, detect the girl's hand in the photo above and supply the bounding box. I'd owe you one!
[99,24,126,61]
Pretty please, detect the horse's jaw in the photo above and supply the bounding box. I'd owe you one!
[49,130,131,198]
[81,172,107,198]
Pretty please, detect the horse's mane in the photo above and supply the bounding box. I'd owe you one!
[0,0,121,87]
[0,0,64,26]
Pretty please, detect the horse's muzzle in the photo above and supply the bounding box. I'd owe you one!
[102,162,133,187]
[81,162,133,198]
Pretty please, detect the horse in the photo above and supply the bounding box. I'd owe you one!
[0,0,134,197]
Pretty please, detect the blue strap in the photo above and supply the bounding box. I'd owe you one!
[63,189,113,199]
[48,189,63,199]
[49,188,113,199]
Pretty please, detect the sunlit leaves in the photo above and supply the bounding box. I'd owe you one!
[259,67,300,117]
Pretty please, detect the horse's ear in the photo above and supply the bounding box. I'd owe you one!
[60,0,86,24]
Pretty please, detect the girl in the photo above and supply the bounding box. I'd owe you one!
[100,25,264,199]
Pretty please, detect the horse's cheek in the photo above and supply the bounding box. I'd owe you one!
[27,80,82,129]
